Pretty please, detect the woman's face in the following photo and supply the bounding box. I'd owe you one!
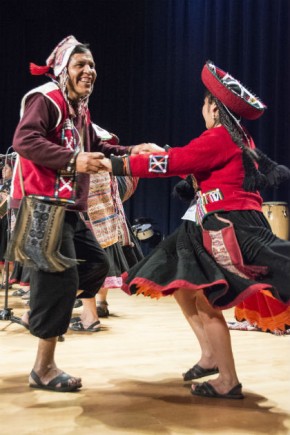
[202,97,213,129]
[202,96,219,129]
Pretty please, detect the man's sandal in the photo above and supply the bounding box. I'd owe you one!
[29,369,82,392]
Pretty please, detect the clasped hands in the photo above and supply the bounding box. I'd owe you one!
[76,143,164,174]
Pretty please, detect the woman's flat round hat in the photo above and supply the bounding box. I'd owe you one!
[201,61,266,120]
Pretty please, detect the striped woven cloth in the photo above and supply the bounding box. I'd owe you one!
[87,172,138,248]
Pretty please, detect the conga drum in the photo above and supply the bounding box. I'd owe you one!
[262,202,290,240]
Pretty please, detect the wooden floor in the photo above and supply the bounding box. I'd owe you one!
[0,284,290,435]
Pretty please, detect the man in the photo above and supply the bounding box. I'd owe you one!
[10,35,162,392]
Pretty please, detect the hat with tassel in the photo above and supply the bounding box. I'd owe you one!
[201,60,267,120]
[30,35,81,77]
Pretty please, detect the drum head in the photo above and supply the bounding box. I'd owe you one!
[262,201,289,240]
[262,201,288,206]
[134,223,154,240]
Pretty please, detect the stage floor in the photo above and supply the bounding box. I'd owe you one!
[1,284,290,435]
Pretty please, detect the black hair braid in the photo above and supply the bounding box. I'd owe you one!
[172,175,196,203]
[206,90,267,191]
[255,148,290,188]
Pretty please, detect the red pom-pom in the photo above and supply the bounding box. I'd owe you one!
[29,63,50,75]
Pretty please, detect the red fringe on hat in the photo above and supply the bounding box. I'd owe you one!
[29,63,50,75]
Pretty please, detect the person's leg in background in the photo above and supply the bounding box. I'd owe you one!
[70,215,110,332]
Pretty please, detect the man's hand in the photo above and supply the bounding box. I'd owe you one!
[76,152,107,173]
[130,143,164,155]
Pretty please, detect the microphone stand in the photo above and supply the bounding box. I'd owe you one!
[0,260,13,320]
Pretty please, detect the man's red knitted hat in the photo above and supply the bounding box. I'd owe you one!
[29,35,81,77]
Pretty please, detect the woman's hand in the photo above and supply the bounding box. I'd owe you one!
[130,143,164,155]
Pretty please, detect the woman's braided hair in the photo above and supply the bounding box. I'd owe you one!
[205,89,267,191]
[172,88,290,203]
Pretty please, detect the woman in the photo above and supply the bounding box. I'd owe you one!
[100,61,290,399]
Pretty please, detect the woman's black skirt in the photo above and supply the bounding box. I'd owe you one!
[122,210,290,309]
[105,225,144,278]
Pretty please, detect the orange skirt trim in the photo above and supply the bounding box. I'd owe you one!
[235,290,290,332]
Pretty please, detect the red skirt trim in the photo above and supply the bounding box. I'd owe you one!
[122,272,275,310]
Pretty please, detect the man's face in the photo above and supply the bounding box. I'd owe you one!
[66,51,97,101]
